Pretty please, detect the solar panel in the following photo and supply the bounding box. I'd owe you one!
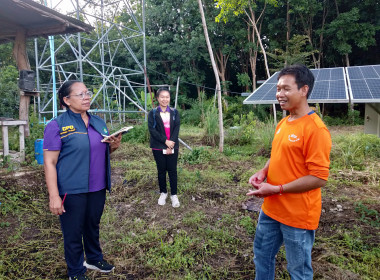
[346,65,380,103]
[243,67,349,104]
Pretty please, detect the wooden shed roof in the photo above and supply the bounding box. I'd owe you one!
[0,0,93,44]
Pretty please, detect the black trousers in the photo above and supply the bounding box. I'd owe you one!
[152,149,179,195]
[59,188,106,277]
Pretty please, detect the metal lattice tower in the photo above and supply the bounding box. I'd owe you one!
[35,0,147,125]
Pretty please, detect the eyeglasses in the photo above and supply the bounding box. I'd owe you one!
[67,91,93,100]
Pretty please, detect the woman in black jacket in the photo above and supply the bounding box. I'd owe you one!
[148,87,180,207]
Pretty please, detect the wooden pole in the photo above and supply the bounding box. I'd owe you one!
[198,0,224,152]
[13,28,31,137]
[175,77,180,109]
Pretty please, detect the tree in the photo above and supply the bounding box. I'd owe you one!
[267,34,318,70]
[324,7,377,66]
[0,65,19,118]
[198,0,224,152]
[215,0,278,82]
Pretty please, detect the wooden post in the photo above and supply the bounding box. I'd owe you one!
[19,124,25,161]
[0,120,28,162]
[2,125,9,157]
[13,28,31,137]
[175,77,180,109]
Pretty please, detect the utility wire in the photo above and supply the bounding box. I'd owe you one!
[145,67,251,95]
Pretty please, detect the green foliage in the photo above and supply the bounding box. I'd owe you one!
[323,109,363,126]
[203,105,219,146]
[318,227,380,279]
[25,113,45,163]
[331,133,380,170]
[180,147,214,165]
[180,93,207,126]
[121,122,149,144]
[239,215,256,235]
[236,72,251,91]
[226,111,257,146]
[225,111,275,156]
[0,187,29,216]
[267,35,318,70]
[183,211,206,227]
[0,65,19,118]
[355,202,380,227]
[146,231,197,274]
[215,0,278,23]
[324,7,378,56]
[140,90,153,110]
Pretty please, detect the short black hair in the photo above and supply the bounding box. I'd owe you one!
[58,80,81,108]
[278,64,315,98]
[155,87,170,99]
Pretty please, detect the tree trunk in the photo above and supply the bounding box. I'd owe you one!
[215,48,229,95]
[318,2,328,68]
[345,54,350,67]
[13,28,31,137]
[198,0,224,152]
[246,7,270,79]
[248,24,257,91]
[286,0,290,66]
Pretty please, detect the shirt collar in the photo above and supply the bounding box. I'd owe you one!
[157,106,170,113]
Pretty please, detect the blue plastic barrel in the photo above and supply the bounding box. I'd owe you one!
[34,139,44,165]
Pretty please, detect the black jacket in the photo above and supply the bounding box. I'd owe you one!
[148,108,180,149]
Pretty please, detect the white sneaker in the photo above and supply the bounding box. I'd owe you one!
[171,195,180,208]
[158,193,168,205]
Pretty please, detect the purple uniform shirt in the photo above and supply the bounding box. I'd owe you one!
[43,117,107,192]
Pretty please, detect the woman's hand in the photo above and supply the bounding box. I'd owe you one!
[166,148,173,155]
[49,195,65,215]
[104,133,122,153]
[165,140,175,149]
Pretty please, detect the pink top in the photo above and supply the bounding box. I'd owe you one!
[152,106,171,151]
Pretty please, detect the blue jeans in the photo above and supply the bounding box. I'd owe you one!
[253,211,315,280]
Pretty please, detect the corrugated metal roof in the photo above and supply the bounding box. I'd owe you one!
[0,0,93,44]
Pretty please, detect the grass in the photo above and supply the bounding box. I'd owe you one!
[0,124,379,279]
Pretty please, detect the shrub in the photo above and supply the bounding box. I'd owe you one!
[225,112,275,156]
[203,106,219,146]
[331,133,380,170]
[0,65,19,119]
[179,147,214,165]
[323,107,363,126]
[121,122,149,144]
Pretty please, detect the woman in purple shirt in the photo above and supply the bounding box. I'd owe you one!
[43,80,121,280]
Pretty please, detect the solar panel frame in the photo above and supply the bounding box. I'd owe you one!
[346,65,380,103]
[243,67,349,104]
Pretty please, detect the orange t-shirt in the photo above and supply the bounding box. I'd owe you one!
[262,112,332,230]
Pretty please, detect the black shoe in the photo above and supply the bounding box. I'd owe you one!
[69,274,90,280]
[84,260,115,273]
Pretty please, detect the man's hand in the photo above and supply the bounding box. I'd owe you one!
[248,169,267,189]
[246,183,280,198]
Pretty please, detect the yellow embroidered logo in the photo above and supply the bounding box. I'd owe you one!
[62,125,74,131]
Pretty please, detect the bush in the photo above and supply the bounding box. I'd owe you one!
[25,113,45,163]
[0,65,19,118]
[323,108,363,126]
[331,133,380,170]
[121,122,149,144]
[179,147,214,165]
[203,106,219,146]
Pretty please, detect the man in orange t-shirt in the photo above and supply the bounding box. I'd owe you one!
[247,64,332,280]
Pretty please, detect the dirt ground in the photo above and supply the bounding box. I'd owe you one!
[1,127,379,279]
